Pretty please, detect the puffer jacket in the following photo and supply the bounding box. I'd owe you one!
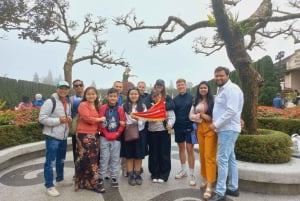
[39,93,71,140]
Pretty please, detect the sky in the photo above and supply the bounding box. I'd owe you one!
[0,0,299,89]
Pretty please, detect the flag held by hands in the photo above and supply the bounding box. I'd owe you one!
[131,100,166,121]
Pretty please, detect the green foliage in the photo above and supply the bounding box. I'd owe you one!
[236,129,292,164]
[207,14,216,25]
[0,122,44,150]
[253,56,281,106]
[258,117,300,135]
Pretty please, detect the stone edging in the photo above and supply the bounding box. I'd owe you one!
[0,138,72,171]
[194,145,300,195]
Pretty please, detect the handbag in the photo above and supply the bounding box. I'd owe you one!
[124,123,139,142]
[69,115,79,135]
[191,123,198,144]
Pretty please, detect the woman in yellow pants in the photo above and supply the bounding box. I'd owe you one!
[189,81,217,200]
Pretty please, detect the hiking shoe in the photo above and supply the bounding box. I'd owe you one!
[226,188,240,197]
[175,170,187,179]
[56,180,73,187]
[189,175,196,186]
[46,187,60,197]
[111,178,119,188]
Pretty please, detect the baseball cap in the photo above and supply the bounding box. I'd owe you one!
[56,81,70,88]
[155,79,165,86]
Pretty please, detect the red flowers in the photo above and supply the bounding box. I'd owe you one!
[257,106,300,119]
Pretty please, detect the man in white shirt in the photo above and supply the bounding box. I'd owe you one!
[209,66,244,201]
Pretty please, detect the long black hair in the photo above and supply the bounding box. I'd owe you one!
[123,87,145,114]
[193,81,214,116]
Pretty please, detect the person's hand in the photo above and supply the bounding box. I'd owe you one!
[120,121,126,127]
[209,123,216,131]
[98,117,106,122]
[60,116,69,124]
[166,123,172,130]
[240,119,245,128]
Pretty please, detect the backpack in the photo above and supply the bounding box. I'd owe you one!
[102,105,121,132]
[39,96,56,129]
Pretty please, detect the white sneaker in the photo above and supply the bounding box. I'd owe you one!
[46,187,60,197]
[157,179,165,183]
[152,178,158,183]
[56,180,73,187]
[175,170,187,179]
[189,175,196,186]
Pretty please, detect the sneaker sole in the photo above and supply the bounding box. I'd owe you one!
[175,174,187,179]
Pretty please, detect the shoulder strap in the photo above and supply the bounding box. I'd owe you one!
[50,96,56,114]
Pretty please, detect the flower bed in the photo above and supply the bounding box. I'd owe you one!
[257,105,300,119]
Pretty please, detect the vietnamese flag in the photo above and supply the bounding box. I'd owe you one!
[131,99,166,121]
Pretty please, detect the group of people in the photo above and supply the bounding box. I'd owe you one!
[15,93,44,110]
[38,66,244,201]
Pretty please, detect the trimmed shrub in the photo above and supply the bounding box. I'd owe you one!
[0,122,44,150]
[235,129,292,164]
[258,118,300,135]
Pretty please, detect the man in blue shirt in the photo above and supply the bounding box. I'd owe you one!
[209,67,244,201]
[70,79,84,163]
[173,78,196,186]
[273,93,283,109]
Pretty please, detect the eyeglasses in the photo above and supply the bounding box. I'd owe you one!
[73,84,83,88]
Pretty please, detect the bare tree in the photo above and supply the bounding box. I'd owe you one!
[0,0,57,38]
[114,0,300,133]
[13,0,129,84]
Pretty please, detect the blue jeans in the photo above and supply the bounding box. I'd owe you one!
[44,136,67,188]
[215,130,239,196]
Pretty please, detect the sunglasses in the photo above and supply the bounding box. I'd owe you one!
[73,84,83,88]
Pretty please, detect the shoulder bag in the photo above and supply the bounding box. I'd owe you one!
[124,123,139,142]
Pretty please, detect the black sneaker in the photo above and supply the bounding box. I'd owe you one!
[208,193,226,201]
[226,188,239,197]
[111,178,119,188]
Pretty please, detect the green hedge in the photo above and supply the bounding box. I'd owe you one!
[236,129,292,164]
[0,122,44,150]
[0,77,56,109]
[258,117,300,135]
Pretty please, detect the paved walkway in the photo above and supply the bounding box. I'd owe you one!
[0,137,300,201]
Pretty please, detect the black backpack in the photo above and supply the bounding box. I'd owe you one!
[39,96,56,129]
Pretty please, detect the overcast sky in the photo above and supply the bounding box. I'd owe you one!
[0,0,299,89]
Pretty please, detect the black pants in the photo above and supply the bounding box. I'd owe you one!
[148,130,171,181]
[72,135,77,163]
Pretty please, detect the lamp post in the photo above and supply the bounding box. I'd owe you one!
[275,51,285,107]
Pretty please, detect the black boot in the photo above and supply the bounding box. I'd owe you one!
[135,170,143,185]
[128,171,136,186]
